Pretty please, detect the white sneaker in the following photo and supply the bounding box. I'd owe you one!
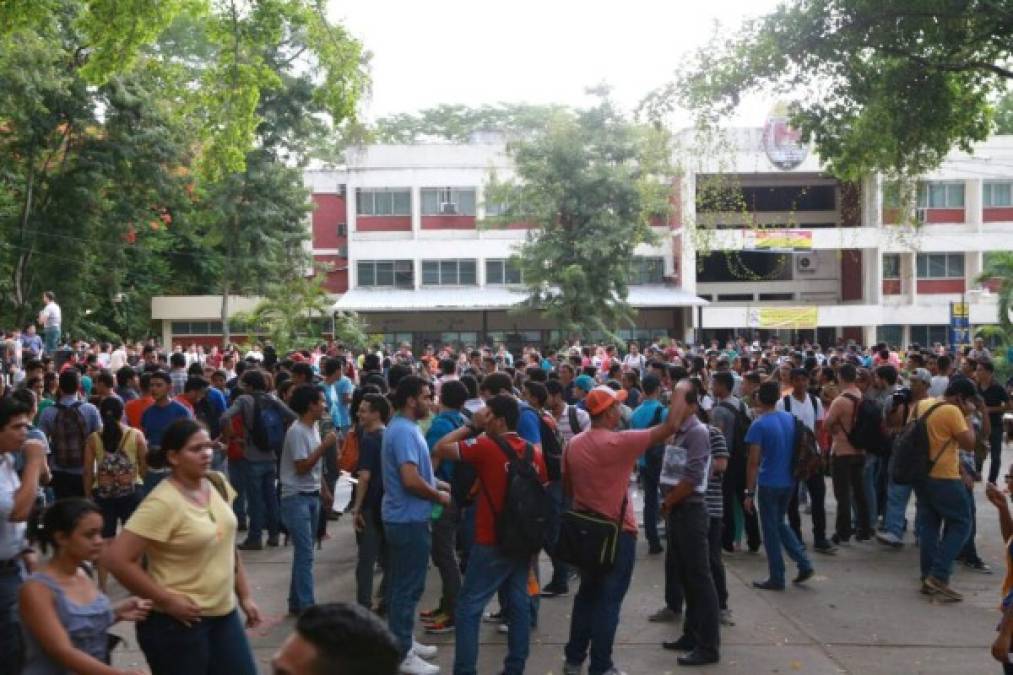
[400,652,440,675]
[411,639,438,660]
[497,623,509,634]
[876,531,902,547]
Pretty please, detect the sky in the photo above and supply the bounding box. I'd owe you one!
[327,0,783,126]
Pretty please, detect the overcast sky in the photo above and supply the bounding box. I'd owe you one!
[328,0,782,126]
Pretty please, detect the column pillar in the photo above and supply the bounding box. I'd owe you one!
[411,185,421,240]
[966,178,983,230]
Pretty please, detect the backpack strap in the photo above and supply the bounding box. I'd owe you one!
[809,393,819,418]
[568,405,580,435]
[206,471,229,502]
[918,402,951,466]
[783,395,791,411]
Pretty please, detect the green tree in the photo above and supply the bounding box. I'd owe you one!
[234,273,332,355]
[664,1,1013,180]
[977,251,1013,333]
[486,89,675,339]
[994,90,1013,134]
[372,103,569,143]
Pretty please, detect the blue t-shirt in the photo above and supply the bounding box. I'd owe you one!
[516,402,542,446]
[141,400,192,450]
[426,410,464,482]
[630,399,667,429]
[205,387,227,415]
[381,415,436,524]
[744,410,796,488]
[325,377,354,429]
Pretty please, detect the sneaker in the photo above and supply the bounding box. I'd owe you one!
[876,532,903,548]
[719,608,735,626]
[539,583,569,598]
[923,576,963,601]
[419,606,443,620]
[793,568,814,584]
[830,534,850,546]
[647,606,680,623]
[483,609,505,624]
[648,542,664,555]
[236,540,263,551]
[421,611,450,626]
[813,539,837,554]
[399,652,439,675]
[266,536,280,547]
[425,617,455,634]
[602,669,628,675]
[497,623,509,634]
[964,559,993,574]
[562,661,582,675]
[411,639,438,660]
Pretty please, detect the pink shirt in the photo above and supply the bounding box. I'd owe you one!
[565,428,652,535]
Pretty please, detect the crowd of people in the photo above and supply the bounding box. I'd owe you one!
[1,299,1013,673]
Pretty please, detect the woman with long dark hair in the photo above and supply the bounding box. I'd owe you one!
[102,419,261,675]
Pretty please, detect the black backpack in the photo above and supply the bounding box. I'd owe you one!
[717,399,751,457]
[890,402,947,485]
[482,436,552,560]
[537,412,565,482]
[842,393,888,454]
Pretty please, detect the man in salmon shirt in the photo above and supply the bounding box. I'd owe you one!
[560,384,686,675]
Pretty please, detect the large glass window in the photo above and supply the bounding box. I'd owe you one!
[629,257,665,285]
[882,254,901,279]
[357,260,414,288]
[984,181,1013,207]
[696,185,836,212]
[356,188,411,216]
[876,325,903,348]
[909,325,948,347]
[697,251,793,282]
[915,253,964,279]
[485,258,522,285]
[917,182,965,209]
[421,188,477,216]
[421,259,477,286]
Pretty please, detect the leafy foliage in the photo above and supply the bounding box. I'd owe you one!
[977,251,1013,333]
[372,103,570,144]
[666,1,1012,180]
[486,89,675,339]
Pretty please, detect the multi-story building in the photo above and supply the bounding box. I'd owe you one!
[151,127,1009,351]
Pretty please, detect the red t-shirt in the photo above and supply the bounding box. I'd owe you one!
[565,428,652,535]
[124,396,155,430]
[457,433,548,546]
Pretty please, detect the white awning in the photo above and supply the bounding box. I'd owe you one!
[332,285,708,313]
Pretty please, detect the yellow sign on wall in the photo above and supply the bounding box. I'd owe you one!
[743,229,813,251]
[748,306,818,329]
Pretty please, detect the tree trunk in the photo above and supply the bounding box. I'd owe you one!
[12,165,35,313]
[221,279,231,347]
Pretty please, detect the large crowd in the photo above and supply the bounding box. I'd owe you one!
[0,292,1012,675]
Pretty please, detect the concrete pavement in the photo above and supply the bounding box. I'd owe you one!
[110,461,1009,674]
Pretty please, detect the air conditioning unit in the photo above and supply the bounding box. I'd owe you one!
[796,253,819,274]
[440,202,458,215]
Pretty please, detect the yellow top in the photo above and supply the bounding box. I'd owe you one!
[909,398,968,480]
[125,473,238,616]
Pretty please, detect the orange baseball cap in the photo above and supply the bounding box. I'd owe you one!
[585,385,628,416]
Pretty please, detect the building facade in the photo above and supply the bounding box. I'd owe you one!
[151,129,1010,351]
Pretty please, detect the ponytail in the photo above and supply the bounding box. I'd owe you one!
[99,396,124,453]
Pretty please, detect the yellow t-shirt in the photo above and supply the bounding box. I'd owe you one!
[910,398,968,480]
[125,473,238,616]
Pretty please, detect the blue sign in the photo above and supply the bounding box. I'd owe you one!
[949,302,969,348]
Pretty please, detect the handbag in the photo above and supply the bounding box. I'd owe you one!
[553,448,629,577]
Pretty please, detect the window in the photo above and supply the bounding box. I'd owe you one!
[170,321,225,335]
[696,185,835,213]
[337,224,347,237]
[629,257,665,284]
[917,182,964,209]
[421,259,477,286]
[909,325,948,347]
[877,325,903,347]
[485,259,522,285]
[882,254,901,279]
[916,253,964,279]
[357,260,414,288]
[697,251,793,282]
[421,188,476,216]
[984,181,1013,207]
[484,199,507,217]
[356,188,411,216]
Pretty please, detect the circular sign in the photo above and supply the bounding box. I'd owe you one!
[762,104,808,171]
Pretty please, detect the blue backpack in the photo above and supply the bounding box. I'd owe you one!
[251,393,286,456]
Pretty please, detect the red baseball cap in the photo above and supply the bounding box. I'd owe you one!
[585,385,628,416]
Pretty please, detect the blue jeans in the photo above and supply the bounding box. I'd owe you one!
[564,532,636,675]
[0,566,23,672]
[227,457,248,527]
[545,480,570,588]
[43,326,60,353]
[757,485,812,586]
[915,477,971,583]
[356,510,386,608]
[883,479,913,539]
[958,485,980,562]
[280,493,320,612]
[864,455,883,527]
[385,521,431,658]
[453,544,532,675]
[244,459,279,543]
[136,610,256,675]
[988,424,1006,484]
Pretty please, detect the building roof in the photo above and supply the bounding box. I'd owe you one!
[332,285,708,313]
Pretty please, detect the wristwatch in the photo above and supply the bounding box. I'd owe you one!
[744,489,755,498]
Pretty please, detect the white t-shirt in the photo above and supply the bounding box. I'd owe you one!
[0,455,26,560]
[622,353,646,373]
[109,348,128,372]
[775,391,825,432]
[40,302,61,328]
[929,375,949,398]
[555,404,590,448]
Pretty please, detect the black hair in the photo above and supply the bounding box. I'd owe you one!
[241,369,267,392]
[790,367,809,381]
[387,363,413,390]
[289,384,324,416]
[322,357,341,377]
[149,370,171,385]
[291,362,315,382]
[838,363,857,383]
[184,376,209,394]
[439,358,456,376]
[523,380,548,407]
[295,602,400,675]
[711,371,733,394]
[156,418,204,469]
[170,352,186,368]
[391,375,429,410]
[363,372,388,394]
[94,370,115,390]
[757,380,781,406]
[186,363,203,377]
[945,377,977,399]
[979,359,995,373]
[641,373,662,395]
[115,366,136,388]
[486,393,520,431]
[361,393,391,424]
[439,380,468,409]
[479,371,513,396]
[544,379,564,397]
[363,353,381,372]
[936,354,951,371]
[10,388,36,412]
[668,365,688,382]
[58,369,80,395]
[99,396,125,454]
[350,384,381,421]
[39,498,102,554]
[875,365,898,386]
[525,366,547,383]
[459,373,479,399]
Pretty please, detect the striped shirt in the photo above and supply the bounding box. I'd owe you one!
[705,426,729,518]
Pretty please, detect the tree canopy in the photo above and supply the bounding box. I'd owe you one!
[664,0,1013,180]
[486,89,675,339]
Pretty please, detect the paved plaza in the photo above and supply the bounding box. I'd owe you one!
[110,455,1009,675]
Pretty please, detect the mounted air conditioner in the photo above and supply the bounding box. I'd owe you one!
[796,253,819,274]
[440,202,458,215]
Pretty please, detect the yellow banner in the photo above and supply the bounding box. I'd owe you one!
[749,306,818,329]
[743,229,812,250]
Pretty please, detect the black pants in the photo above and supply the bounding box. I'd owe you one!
[51,470,85,500]
[668,500,720,659]
[721,469,761,551]
[707,516,728,610]
[788,474,827,544]
[831,454,870,540]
